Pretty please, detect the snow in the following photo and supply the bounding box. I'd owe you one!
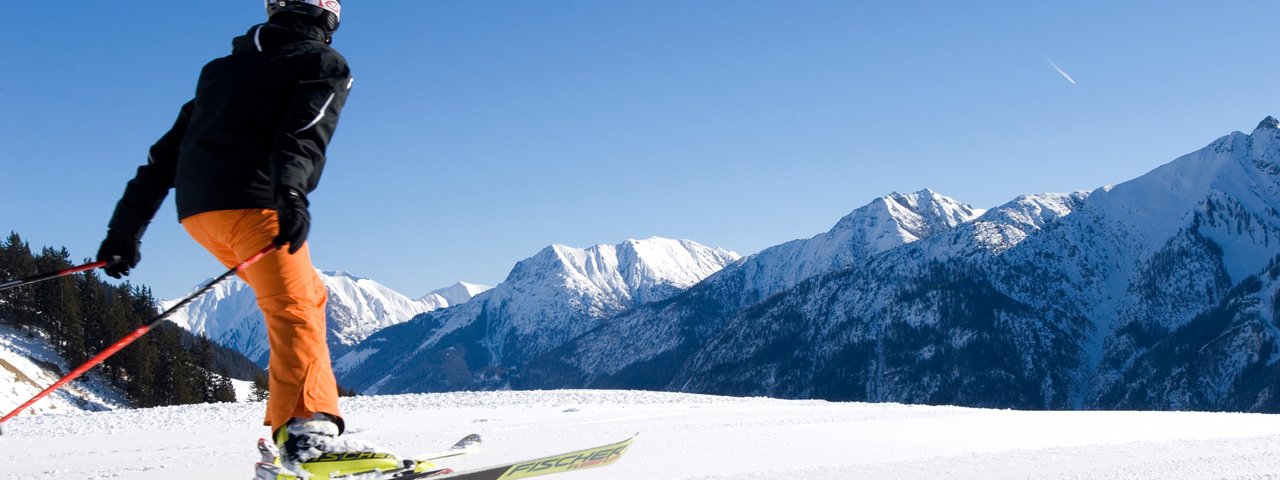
[2,390,1278,479]
[333,237,741,394]
[0,323,128,420]
[542,238,741,307]
[722,189,984,307]
[422,282,492,307]
[229,377,257,403]
[1086,126,1280,282]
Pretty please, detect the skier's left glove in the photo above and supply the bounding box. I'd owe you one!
[274,188,311,255]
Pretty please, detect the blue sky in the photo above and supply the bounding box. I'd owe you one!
[3,1,1279,299]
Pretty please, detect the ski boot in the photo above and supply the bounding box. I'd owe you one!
[253,413,407,479]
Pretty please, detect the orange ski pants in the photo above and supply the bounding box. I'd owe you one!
[181,209,341,432]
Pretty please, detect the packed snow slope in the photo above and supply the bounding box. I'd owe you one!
[3,390,1280,480]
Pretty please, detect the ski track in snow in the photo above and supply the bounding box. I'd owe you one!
[2,390,1280,479]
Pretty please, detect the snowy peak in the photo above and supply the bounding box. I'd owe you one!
[319,272,448,346]
[981,192,1087,231]
[1081,118,1280,279]
[1255,115,1279,131]
[1249,116,1280,177]
[858,189,986,250]
[166,271,473,364]
[957,191,1090,254]
[333,237,741,393]
[522,237,742,306]
[724,189,982,302]
[616,238,743,304]
[887,188,985,228]
[423,282,492,307]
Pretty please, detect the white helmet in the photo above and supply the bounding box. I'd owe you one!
[265,0,341,33]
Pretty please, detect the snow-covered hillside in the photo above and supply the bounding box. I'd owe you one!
[2,390,1279,480]
[163,271,487,365]
[0,323,127,420]
[336,237,740,394]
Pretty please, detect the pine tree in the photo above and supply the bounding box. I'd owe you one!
[193,335,221,403]
[76,271,109,360]
[170,329,202,406]
[0,232,38,325]
[212,368,238,403]
[121,285,160,407]
[99,287,132,385]
[152,327,204,406]
[33,247,85,365]
[251,372,270,402]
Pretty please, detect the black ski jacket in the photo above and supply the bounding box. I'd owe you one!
[108,21,352,237]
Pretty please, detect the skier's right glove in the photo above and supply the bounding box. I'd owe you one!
[274,188,311,255]
[97,229,141,279]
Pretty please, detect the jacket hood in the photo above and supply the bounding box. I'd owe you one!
[231,22,327,55]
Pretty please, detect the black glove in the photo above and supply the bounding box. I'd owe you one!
[97,229,141,279]
[274,188,311,254]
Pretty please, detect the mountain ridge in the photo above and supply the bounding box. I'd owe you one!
[164,271,487,365]
[336,237,741,394]
[513,117,1280,412]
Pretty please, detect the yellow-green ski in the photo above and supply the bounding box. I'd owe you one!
[404,434,636,480]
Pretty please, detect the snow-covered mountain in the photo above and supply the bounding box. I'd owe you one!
[726,189,983,306]
[1095,254,1280,410]
[519,117,1280,412]
[164,271,487,365]
[520,189,989,390]
[335,237,741,394]
[422,282,492,307]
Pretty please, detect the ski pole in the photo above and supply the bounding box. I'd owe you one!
[0,244,278,433]
[0,257,120,292]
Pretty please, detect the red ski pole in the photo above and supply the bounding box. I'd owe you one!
[0,257,119,292]
[0,244,278,433]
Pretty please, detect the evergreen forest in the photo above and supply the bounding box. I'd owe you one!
[0,232,265,408]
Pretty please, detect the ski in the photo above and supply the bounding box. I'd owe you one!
[254,459,451,480]
[415,433,483,463]
[254,461,448,480]
[396,434,636,480]
[254,433,481,480]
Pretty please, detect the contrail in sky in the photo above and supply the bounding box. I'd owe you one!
[1046,59,1077,85]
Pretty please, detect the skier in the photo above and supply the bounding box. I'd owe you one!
[95,1,400,477]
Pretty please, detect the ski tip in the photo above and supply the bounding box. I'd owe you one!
[454,433,482,448]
